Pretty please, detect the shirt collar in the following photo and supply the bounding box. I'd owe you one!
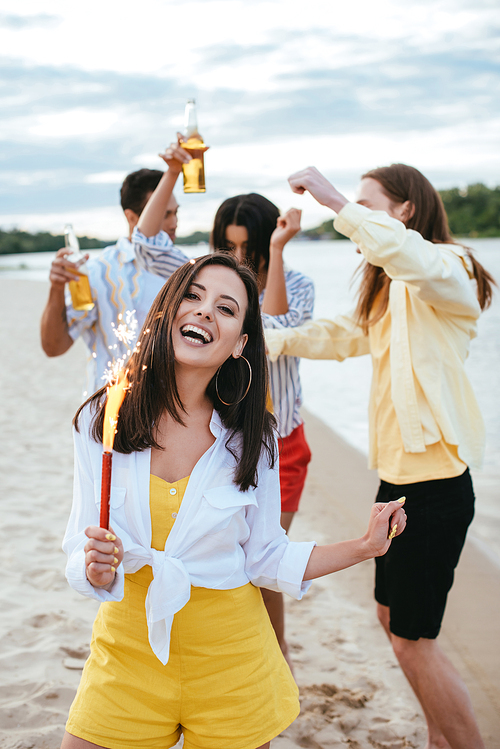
[209,409,224,437]
[117,236,136,263]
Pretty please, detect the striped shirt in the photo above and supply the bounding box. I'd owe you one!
[132,229,315,438]
[261,270,314,437]
[67,236,188,395]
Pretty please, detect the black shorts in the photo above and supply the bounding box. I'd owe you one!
[374,469,475,640]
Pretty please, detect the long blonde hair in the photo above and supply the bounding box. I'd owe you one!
[354,164,495,332]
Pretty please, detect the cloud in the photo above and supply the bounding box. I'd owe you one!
[0,0,498,236]
[0,13,59,29]
[85,171,128,185]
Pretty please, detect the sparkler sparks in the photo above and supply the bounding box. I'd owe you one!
[111,310,138,347]
[102,309,140,386]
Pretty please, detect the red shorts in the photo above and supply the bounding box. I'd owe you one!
[279,423,312,513]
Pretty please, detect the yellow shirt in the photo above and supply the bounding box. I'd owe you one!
[265,202,484,481]
[370,302,465,483]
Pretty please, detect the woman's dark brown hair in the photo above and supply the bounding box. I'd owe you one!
[74,253,276,492]
[354,164,496,331]
[211,193,280,273]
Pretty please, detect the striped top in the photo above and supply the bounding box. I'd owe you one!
[132,229,315,438]
[66,236,188,395]
[261,271,314,436]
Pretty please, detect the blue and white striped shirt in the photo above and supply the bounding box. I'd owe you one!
[67,236,188,395]
[261,270,314,437]
[132,229,315,438]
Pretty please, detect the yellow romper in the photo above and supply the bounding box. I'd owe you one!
[66,475,299,749]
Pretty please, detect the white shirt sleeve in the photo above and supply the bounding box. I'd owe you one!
[242,452,315,599]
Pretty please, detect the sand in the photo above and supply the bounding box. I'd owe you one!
[1,278,499,749]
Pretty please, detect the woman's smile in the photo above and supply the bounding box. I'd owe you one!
[180,324,214,345]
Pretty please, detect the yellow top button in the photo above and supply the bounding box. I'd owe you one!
[172,512,178,519]
[169,487,177,495]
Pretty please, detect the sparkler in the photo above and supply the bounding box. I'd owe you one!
[100,370,129,529]
[99,310,145,527]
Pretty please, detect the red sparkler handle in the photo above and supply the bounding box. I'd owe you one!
[100,451,113,529]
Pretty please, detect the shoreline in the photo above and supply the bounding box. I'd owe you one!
[1,278,499,748]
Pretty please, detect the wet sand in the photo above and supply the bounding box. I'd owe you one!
[1,278,498,748]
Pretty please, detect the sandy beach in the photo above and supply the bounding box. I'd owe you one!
[1,277,499,749]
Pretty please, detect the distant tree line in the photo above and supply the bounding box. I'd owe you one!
[1,183,499,255]
[0,229,110,256]
[440,184,500,238]
[300,183,500,240]
[175,231,210,246]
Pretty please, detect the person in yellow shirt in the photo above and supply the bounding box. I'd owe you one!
[265,164,495,749]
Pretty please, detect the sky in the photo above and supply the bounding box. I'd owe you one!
[0,0,499,240]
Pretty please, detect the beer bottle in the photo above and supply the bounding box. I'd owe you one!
[181,99,209,193]
[64,224,94,311]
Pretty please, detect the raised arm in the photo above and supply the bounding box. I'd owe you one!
[137,135,191,238]
[333,203,481,316]
[288,167,480,317]
[261,208,302,316]
[40,247,87,356]
[288,166,348,213]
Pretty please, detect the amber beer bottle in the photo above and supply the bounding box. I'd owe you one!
[64,224,94,311]
[181,99,209,193]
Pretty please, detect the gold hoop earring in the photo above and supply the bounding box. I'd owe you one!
[215,355,252,406]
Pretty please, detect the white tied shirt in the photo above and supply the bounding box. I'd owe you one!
[63,407,315,664]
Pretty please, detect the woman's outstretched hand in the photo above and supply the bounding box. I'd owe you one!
[288,167,349,214]
[84,526,124,590]
[363,499,407,558]
[303,499,406,581]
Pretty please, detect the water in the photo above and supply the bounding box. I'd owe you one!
[1,239,499,561]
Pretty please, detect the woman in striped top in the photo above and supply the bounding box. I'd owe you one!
[211,194,315,670]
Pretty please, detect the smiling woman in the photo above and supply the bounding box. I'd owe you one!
[62,251,406,749]
[76,252,273,492]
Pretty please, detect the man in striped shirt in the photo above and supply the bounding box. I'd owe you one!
[40,168,188,396]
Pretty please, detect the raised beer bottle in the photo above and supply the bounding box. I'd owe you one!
[181,99,209,193]
[64,224,94,311]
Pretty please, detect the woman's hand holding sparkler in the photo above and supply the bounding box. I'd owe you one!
[84,526,124,590]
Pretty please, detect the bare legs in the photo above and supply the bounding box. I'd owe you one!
[62,732,270,749]
[377,604,484,749]
[261,511,295,674]
[61,733,105,749]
